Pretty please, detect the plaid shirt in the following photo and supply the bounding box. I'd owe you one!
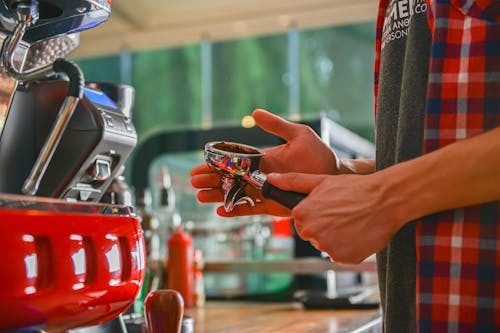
[375,0,500,332]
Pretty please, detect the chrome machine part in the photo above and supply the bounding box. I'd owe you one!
[0,1,108,196]
[0,0,111,137]
[204,141,307,211]
[10,1,39,26]
[0,0,111,44]
[22,94,80,195]
[0,59,19,138]
[0,32,79,137]
[0,4,84,196]
[1,4,53,85]
[20,57,84,196]
[0,2,33,137]
[0,191,136,216]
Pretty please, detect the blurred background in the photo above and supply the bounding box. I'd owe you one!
[70,0,379,299]
[73,0,377,141]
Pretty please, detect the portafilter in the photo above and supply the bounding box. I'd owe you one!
[204,141,307,212]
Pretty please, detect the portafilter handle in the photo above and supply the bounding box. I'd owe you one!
[144,289,184,333]
[248,170,307,210]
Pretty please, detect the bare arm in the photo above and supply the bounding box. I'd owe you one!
[382,126,500,226]
[269,126,500,263]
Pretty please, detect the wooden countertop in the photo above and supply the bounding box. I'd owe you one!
[184,302,381,333]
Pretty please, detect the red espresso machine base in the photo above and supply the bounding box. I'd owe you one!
[0,194,146,332]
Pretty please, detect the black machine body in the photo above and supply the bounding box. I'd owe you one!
[0,79,137,202]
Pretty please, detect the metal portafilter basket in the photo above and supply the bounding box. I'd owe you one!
[204,141,307,212]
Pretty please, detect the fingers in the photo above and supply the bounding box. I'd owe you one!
[190,163,222,191]
[190,163,212,176]
[196,188,224,203]
[190,162,224,203]
[191,173,222,189]
[252,109,305,142]
[215,203,270,217]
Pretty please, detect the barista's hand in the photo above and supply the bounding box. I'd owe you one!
[250,109,339,175]
[267,172,405,264]
[190,109,339,217]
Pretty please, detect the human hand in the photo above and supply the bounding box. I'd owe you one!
[266,172,405,264]
[189,164,293,217]
[190,109,339,217]
[250,109,339,175]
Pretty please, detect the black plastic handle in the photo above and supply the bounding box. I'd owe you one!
[262,181,307,209]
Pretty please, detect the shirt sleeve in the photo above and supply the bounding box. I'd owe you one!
[450,0,500,21]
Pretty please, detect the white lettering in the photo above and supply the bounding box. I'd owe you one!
[398,0,409,18]
[388,4,398,21]
[409,0,415,16]
[381,0,428,49]
[414,3,427,14]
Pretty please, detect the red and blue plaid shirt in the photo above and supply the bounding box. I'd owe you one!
[375,0,500,331]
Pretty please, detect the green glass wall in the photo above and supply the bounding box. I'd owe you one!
[74,21,376,143]
[132,46,202,136]
[77,55,121,84]
[300,23,376,141]
[212,34,289,123]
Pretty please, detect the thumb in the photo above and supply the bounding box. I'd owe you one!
[252,109,304,142]
[267,173,326,194]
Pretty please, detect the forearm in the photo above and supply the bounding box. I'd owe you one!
[378,127,500,226]
[339,158,376,175]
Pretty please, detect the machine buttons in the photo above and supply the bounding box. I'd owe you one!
[104,115,114,127]
[79,189,92,201]
[125,122,134,133]
[91,159,111,182]
[62,184,101,202]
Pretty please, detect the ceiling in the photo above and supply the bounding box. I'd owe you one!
[73,0,378,59]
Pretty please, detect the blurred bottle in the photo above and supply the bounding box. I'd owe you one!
[133,188,165,314]
[268,217,294,258]
[167,226,194,308]
[139,189,161,262]
[193,249,205,307]
[100,166,134,206]
[263,217,294,293]
[156,164,181,261]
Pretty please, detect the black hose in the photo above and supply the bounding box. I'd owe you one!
[53,58,84,98]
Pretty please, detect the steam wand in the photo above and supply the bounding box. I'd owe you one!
[0,1,54,82]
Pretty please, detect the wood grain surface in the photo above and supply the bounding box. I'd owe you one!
[184,302,381,333]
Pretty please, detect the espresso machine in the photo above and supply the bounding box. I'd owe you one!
[0,2,136,202]
[0,1,150,332]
